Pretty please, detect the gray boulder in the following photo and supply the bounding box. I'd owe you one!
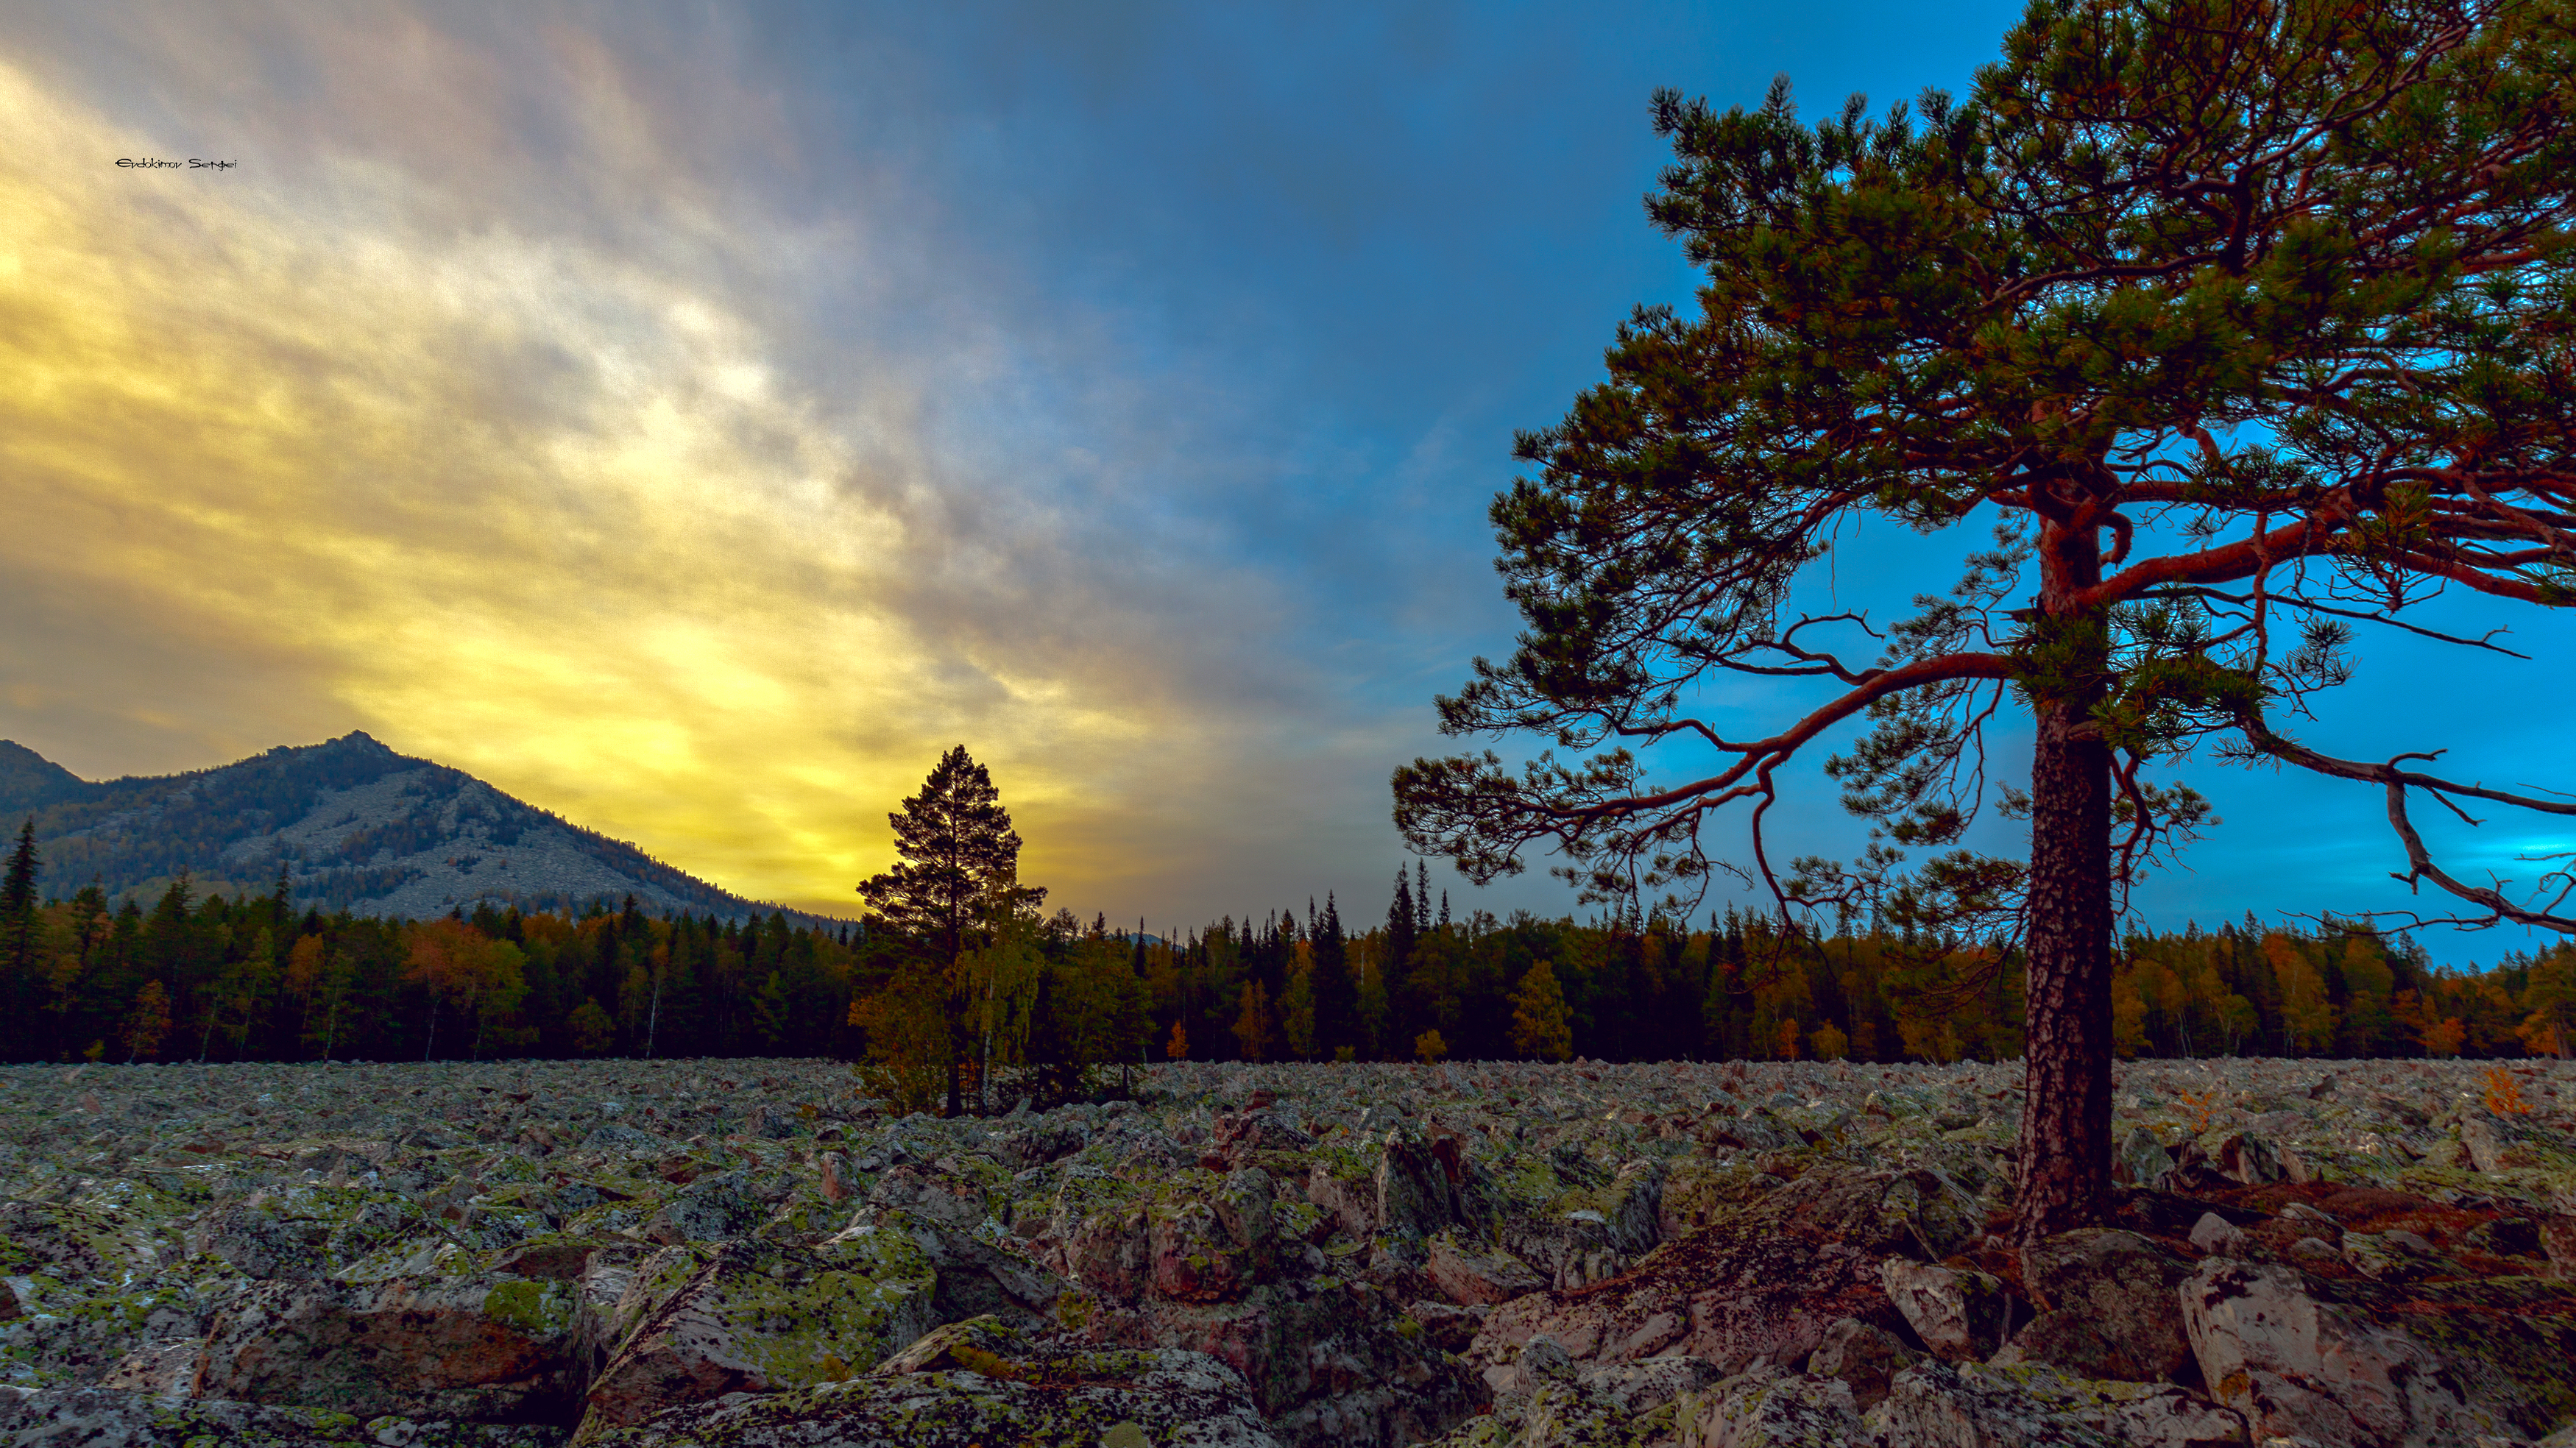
[582,1315,1281,1447]
[2182,1257,2576,1447]
[185,1201,323,1281]
[194,1274,583,1424]
[1864,1360,2244,1447]
[1426,1230,1547,1307]
[1677,1366,1864,1448]
[1880,1259,2011,1364]
[2115,1126,2173,1190]
[1807,1315,1920,1412]
[0,1385,570,1448]
[1998,1229,2192,1383]
[641,1171,765,1245]
[576,1229,953,1436]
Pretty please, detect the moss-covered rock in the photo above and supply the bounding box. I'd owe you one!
[0,1385,573,1447]
[584,1314,1281,1448]
[576,1232,940,1438]
[194,1274,583,1424]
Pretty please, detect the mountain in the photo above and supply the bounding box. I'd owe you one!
[0,733,841,923]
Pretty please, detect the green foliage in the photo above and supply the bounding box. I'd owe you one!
[851,965,950,1115]
[1394,0,2576,936]
[857,746,1046,1115]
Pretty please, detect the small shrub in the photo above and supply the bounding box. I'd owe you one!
[2481,1066,2532,1115]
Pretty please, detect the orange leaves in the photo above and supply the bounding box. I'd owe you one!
[2480,1066,2532,1116]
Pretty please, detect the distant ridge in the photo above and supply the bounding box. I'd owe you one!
[0,733,846,926]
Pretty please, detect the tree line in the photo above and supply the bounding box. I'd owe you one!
[8,779,2576,1089]
[4,795,2569,1086]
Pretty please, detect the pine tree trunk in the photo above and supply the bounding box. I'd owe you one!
[2017,515,2116,1243]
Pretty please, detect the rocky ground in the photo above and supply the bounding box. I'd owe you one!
[1,1054,2572,1448]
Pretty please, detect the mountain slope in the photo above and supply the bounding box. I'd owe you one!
[0,733,838,923]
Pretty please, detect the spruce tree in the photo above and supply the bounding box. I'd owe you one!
[1,818,37,1059]
[1388,868,1418,984]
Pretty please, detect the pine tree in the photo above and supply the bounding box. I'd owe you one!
[1395,1,2576,1238]
[858,746,1044,1115]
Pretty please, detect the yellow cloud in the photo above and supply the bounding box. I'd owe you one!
[0,55,1240,916]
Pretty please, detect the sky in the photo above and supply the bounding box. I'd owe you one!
[1,1,2569,946]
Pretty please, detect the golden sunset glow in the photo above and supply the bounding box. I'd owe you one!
[0,51,1260,916]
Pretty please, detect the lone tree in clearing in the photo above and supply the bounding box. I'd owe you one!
[1395,0,2576,1241]
[860,745,1043,1116]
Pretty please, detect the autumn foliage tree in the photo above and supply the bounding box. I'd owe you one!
[1510,959,1574,1062]
[1396,0,2576,1241]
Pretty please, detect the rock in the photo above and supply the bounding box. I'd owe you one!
[641,1171,764,1244]
[1677,1366,1865,1448]
[577,1124,659,1155]
[1122,1278,1487,1447]
[1807,1315,1920,1412]
[814,1150,851,1204]
[1216,1166,1279,1274]
[575,1231,952,1435]
[2460,1110,2572,1174]
[2342,1230,2455,1285]
[1150,1196,1261,1304]
[1864,1360,2246,1447]
[2182,1257,2576,1447]
[1062,1201,1156,1303]
[1376,1127,1455,1241]
[2190,1211,2251,1257]
[863,1163,988,1231]
[1211,1107,1316,1166]
[194,1275,583,1424]
[2117,1126,2175,1190]
[2000,1229,2193,1383]
[2463,1218,2541,1259]
[1426,1229,1547,1307]
[183,1200,325,1280]
[2544,1216,2576,1280]
[1472,1172,1922,1379]
[581,1315,1281,1448]
[492,1241,595,1281]
[991,1120,1087,1169]
[1306,1160,1378,1240]
[1881,1258,2011,1364]
[98,1335,205,1394]
[1451,1349,1718,1448]
[0,1385,573,1447]
[0,1199,127,1282]
[2215,1132,2286,1186]
[4,1054,2564,1448]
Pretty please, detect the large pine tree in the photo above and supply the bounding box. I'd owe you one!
[1397,0,2576,1240]
[860,746,1041,1115]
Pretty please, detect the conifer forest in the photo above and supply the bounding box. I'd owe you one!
[4,815,2568,1090]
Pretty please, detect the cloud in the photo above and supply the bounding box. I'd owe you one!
[0,24,1410,921]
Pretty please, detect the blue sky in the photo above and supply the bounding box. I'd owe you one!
[2,1,2567,956]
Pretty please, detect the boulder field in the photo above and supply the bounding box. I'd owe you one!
[1,1054,2572,1447]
